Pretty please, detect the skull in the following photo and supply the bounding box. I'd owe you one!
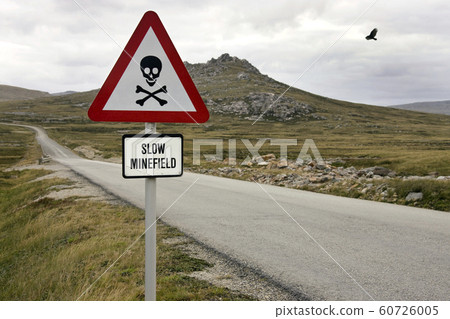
[140,56,162,87]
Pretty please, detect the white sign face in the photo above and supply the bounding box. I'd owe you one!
[103,27,197,112]
[122,134,183,178]
[87,11,209,123]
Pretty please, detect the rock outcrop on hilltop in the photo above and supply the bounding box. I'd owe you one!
[185,53,324,121]
[210,92,314,121]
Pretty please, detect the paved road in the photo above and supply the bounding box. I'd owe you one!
[15,124,450,300]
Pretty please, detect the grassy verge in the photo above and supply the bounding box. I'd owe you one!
[0,125,254,301]
[0,124,42,169]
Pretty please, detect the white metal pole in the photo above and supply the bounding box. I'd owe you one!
[145,122,157,301]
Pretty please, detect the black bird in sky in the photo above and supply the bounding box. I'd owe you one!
[366,28,378,40]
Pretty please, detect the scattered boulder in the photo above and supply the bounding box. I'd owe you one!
[237,72,249,80]
[262,154,276,161]
[358,166,395,178]
[319,176,330,183]
[277,160,288,169]
[371,167,392,177]
[241,160,253,167]
[187,157,445,209]
[315,163,326,170]
[251,155,264,163]
[405,192,423,202]
[267,162,278,169]
[309,177,319,183]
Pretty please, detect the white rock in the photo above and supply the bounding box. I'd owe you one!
[405,192,423,202]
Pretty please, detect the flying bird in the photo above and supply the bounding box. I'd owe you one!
[366,28,378,40]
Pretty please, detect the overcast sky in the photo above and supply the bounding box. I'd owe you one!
[1,0,450,106]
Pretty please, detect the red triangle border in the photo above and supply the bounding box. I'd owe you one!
[88,11,209,123]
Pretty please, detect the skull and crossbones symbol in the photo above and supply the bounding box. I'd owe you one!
[136,55,168,106]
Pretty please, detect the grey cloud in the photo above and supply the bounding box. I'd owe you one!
[1,0,450,105]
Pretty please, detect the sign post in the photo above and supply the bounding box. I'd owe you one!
[122,125,183,300]
[87,11,209,301]
[145,123,157,301]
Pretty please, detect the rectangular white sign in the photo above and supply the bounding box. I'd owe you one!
[122,134,183,178]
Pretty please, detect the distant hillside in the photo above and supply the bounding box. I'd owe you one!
[0,84,51,102]
[390,100,450,115]
[185,53,448,122]
[51,91,78,97]
[2,54,449,125]
[1,54,448,176]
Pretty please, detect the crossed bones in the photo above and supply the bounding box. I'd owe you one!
[136,85,168,106]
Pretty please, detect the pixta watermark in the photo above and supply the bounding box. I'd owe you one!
[192,138,323,166]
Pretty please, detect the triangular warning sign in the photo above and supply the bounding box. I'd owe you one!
[88,11,209,123]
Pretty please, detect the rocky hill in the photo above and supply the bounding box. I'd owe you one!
[3,53,449,130]
[5,53,447,124]
[186,53,449,123]
[0,84,50,102]
[185,53,321,121]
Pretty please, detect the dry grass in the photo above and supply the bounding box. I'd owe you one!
[0,124,42,168]
[0,168,144,300]
[0,174,254,300]
[0,126,254,301]
[39,113,450,176]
